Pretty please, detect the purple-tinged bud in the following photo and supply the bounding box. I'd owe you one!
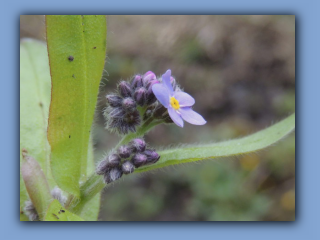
[124,110,140,125]
[114,110,141,134]
[106,95,122,107]
[109,107,126,119]
[153,105,168,119]
[95,160,109,175]
[118,145,131,158]
[104,167,123,184]
[129,138,146,153]
[131,75,143,89]
[122,161,135,174]
[145,80,160,105]
[106,154,121,168]
[131,153,147,168]
[107,117,122,130]
[144,149,160,164]
[118,81,132,98]
[146,80,160,91]
[142,71,156,86]
[134,87,146,106]
[122,97,136,112]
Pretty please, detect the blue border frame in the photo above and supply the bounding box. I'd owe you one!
[7,0,320,239]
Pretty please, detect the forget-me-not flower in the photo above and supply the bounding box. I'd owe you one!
[152,70,206,127]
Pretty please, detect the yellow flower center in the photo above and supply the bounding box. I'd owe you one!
[170,96,180,110]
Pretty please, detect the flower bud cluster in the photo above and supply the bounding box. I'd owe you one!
[95,138,160,184]
[104,71,160,134]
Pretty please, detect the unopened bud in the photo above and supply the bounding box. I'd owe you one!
[131,153,147,168]
[142,71,156,85]
[106,154,121,168]
[144,149,160,164]
[95,160,109,175]
[134,87,146,106]
[106,95,122,107]
[122,161,135,174]
[129,138,146,153]
[118,81,132,98]
[104,167,123,184]
[124,110,140,125]
[109,107,126,119]
[118,145,131,158]
[122,97,136,112]
[145,80,159,105]
[131,75,143,89]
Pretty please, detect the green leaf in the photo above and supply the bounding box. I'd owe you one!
[44,200,84,221]
[21,151,53,220]
[46,15,107,197]
[136,113,295,173]
[20,39,52,214]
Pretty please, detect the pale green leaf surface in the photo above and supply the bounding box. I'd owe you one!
[21,152,53,220]
[46,15,107,197]
[136,113,295,173]
[45,200,84,221]
[20,39,53,216]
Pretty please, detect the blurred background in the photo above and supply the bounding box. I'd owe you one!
[20,15,295,221]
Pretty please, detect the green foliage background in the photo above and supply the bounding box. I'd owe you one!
[21,15,295,221]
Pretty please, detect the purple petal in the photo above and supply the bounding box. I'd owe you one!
[143,71,156,85]
[174,91,195,107]
[161,69,174,95]
[152,83,170,108]
[168,107,184,127]
[179,107,206,125]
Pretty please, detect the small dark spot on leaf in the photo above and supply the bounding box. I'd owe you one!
[58,208,65,214]
[69,135,71,138]
[83,30,85,33]
[68,56,74,61]
[39,102,43,107]
[72,74,75,78]
[82,23,84,25]
[93,47,96,49]
[81,15,84,18]
[52,213,59,219]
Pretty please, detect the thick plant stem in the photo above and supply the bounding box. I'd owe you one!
[67,174,105,214]
[68,118,163,215]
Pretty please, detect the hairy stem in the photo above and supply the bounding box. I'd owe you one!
[67,173,105,214]
[115,118,163,148]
